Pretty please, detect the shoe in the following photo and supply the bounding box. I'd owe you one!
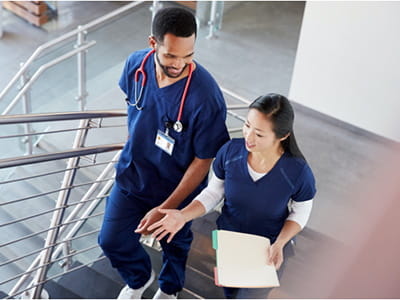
[152,288,177,299]
[117,270,155,299]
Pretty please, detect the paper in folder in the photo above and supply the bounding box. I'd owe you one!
[212,230,280,288]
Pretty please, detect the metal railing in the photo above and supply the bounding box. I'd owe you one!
[0,110,126,299]
[0,95,251,300]
[0,1,146,155]
[0,1,253,297]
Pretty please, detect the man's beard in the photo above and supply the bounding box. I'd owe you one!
[155,51,188,78]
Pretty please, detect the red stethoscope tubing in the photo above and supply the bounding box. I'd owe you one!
[177,62,193,123]
[134,49,155,88]
[134,49,193,128]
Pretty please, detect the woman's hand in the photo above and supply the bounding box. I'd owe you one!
[268,242,284,270]
[147,208,187,243]
[134,206,164,235]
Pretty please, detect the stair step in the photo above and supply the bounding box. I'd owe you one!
[0,290,9,298]
[44,279,81,299]
[0,208,45,282]
[49,260,120,299]
[0,251,27,297]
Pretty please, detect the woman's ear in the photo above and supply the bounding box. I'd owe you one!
[280,132,290,142]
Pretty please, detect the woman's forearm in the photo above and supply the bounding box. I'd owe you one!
[181,199,206,222]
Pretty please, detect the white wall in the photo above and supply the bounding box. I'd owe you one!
[289,2,400,142]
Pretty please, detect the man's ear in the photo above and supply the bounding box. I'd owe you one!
[148,35,157,49]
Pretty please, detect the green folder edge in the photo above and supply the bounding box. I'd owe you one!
[212,230,222,286]
[212,230,218,250]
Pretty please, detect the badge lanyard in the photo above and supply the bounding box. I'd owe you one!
[127,49,193,133]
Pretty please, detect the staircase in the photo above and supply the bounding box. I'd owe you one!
[0,2,344,298]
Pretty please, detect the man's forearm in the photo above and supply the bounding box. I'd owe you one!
[160,157,213,209]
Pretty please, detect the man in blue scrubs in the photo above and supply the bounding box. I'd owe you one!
[98,7,230,299]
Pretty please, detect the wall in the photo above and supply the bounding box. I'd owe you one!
[289,2,400,142]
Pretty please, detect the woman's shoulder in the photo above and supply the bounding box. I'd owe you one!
[222,138,244,151]
[282,153,315,181]
[217,138,245,159]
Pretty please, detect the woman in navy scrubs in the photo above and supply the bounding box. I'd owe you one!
[149,93,317,299]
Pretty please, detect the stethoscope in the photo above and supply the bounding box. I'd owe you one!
[125,49,193,133]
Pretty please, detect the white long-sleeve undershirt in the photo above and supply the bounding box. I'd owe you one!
[195,164,313,229]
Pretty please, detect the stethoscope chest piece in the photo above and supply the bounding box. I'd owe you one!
[173,121,183,133]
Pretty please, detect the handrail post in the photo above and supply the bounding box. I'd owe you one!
[150,0,162,23]
[206,0,218,39]
[19,62,34,155]
[31,119,90,298]
[75,26,88,111]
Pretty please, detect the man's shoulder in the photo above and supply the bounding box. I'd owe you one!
[191,62,225,107]
[193,61,217,83]
[126,48,152,65]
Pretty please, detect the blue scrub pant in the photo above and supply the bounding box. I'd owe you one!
[98,184,193,295]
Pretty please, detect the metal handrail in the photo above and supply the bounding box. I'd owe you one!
[0,1,143,153]
[0,124,125,140]
[1,235,104,287]
[1,41,97,115]
[0,160,118,185]
[7,153,119,297]
[222,87,252,105]
[0,228,101,268]
[6,256,107,300]
[0,110,126,124]
[0,108,124,297]
[0,1,145,102]
[1,178,111,207]
[0,193,109,228]
[227,110,246,123]
[0,144,123,169]
[1,212,104,249]
[226,104,249,110]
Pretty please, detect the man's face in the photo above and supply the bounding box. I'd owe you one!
[152,33,195,78]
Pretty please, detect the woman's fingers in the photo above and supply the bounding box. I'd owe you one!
[155,230,170,242]
[151,226,166,239]
[148,219,163,231]
[166,232,176,243]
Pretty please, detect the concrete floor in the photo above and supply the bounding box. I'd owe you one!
[1,1,399,298]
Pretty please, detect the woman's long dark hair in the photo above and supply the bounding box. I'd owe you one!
[249,93,306,161]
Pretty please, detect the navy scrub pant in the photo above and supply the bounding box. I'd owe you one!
[98,184,193,295]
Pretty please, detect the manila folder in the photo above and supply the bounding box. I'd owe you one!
[213,230,280,288]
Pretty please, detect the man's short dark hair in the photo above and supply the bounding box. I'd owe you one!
[152,7,197,43]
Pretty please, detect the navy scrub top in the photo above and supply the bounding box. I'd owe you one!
[116,48,230,207]
[213,139,316,243]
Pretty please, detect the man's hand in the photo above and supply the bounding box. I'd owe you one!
[134,206,164,235]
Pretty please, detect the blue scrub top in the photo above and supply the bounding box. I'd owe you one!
[116,49,230,207]
[213,139,316,243]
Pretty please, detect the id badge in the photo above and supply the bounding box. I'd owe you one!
[155,130,175,155]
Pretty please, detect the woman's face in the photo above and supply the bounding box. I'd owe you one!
[242,108,282,154]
